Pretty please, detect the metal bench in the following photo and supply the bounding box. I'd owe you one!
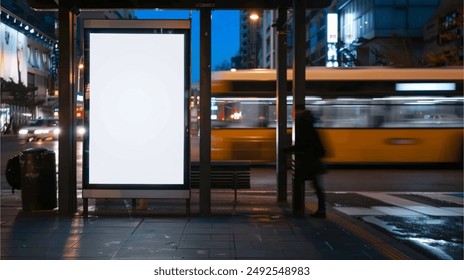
[190,161,251,202]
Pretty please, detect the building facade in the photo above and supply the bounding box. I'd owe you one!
[237,10,263,69]
[1,0,56,130]
[0,0,134,132]
[336,0,443,67]
[422,0,463,66]
[241,0,459,69]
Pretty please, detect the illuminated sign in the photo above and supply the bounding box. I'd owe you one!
[327,13,338,43]
[83,20,190,197]
[326,13,338,67]
[0,23,27,84]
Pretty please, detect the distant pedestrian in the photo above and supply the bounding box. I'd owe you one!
[286,110,327,218]
[4,116,13,135]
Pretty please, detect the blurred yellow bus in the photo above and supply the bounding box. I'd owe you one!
[210,67,463,165]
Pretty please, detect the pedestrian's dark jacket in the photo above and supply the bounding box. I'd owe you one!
[286,110,327,179]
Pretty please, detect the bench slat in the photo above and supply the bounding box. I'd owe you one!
[190,161,251,189]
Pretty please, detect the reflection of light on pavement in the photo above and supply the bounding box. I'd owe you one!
[62,217,84,258]
[363,216,405,235]
[363,216,459,260]
[423,218,445,225]
[407,237,453,260]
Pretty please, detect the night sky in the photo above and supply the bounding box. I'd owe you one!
[135,10,240,83]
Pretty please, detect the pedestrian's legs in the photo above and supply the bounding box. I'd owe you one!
[311,175,326,217]
[292,177,306,217]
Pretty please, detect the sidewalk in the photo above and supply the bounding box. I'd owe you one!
[1,184,428,260]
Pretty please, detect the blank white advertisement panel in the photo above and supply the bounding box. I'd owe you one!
[88,32,185,185]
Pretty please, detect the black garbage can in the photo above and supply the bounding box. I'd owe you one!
[19,148,57,211]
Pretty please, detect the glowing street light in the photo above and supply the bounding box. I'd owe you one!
[249,12,260,68]
[249,13,259,21]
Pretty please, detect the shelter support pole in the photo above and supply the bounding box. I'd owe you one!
[292,0,307,217]
[58,5,77,215]
[199,8,212,214]
[276,6,288,203]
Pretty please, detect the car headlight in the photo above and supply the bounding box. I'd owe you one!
[34,129,47,135]
[19,129,28,135]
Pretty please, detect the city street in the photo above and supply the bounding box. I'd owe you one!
[1,136,463,259]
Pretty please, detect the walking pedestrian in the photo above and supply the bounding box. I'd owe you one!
[285,109,327,217]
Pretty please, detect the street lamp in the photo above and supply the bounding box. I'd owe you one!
[249,11,260,68]
[249,13,259,21]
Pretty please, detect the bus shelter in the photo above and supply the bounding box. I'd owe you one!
[27,0,332,216]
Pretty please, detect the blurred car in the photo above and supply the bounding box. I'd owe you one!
[18,118,86,142]
[18,118,60,142]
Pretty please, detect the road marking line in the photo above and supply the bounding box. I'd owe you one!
[358,192,459,216]
[408,206,460,216]
[423,193,464,205]
[440,207,464,215]
[334,207,385,216]
[372,206,426,216]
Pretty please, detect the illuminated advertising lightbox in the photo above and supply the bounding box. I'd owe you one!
[83,20,190,194]
[327,13,338,43]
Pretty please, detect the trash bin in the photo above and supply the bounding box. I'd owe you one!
[19,148,57,211]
